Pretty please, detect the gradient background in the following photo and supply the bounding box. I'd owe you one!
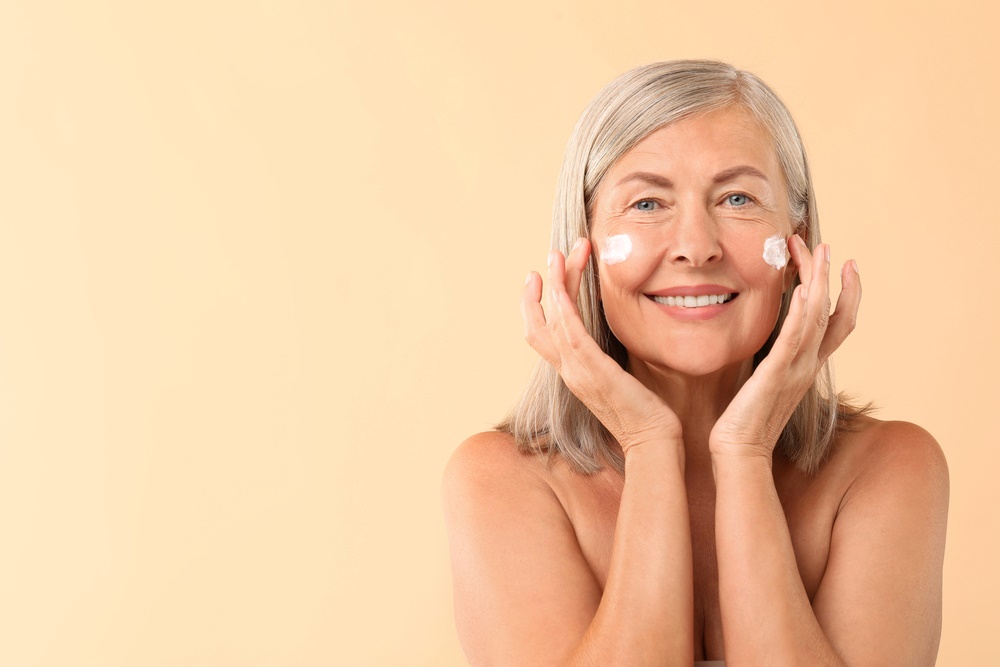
[1,1,997,665]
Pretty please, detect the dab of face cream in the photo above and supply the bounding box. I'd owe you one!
[601,234,633,265]
[762,234,789,270]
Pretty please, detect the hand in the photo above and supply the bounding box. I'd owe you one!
[522,238,683,455]
[709,236,862,458]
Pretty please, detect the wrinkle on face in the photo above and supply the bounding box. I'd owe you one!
[583,106,798,378]
[589,108,794,268]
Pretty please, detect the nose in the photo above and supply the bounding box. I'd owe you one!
[666,200,723,267]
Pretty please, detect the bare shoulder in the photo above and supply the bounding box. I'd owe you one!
[835,417,949,501]
[441,430,569,556]
[812,418,949,665]
[442,430,551,501]
[441,432,602,664]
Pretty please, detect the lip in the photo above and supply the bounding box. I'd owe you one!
[645,284,739,321]
[644,284,738,298]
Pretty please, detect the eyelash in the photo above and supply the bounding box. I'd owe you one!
[723,192,756,207]
[630,193,756,212]
[631,198,662,212]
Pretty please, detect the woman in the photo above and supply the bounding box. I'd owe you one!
[442,60,948,666]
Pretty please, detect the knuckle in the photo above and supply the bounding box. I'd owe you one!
[784,335,801,357]
[565,331,585,352]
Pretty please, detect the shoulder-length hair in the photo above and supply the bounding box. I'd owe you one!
[499,59,870,476]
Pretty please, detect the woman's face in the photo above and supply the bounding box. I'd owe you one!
[589,105,797,378]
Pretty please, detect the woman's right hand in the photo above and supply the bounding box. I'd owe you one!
[522,237,683,456]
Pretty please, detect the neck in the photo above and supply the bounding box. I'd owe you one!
[626,356,754,470]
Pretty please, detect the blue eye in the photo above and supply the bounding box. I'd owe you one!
[634,199,657,211]
[727,193,750,206]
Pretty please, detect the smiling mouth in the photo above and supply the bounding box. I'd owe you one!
[648,293,738,308]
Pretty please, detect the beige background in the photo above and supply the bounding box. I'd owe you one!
[0,1,996,665]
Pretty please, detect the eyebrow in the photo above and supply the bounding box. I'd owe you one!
[613,172,674,189]
[712,165,771,185]
[613,165,771,189]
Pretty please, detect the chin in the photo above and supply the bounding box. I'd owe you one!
[620,330,767,380]
[625,345,747,379]
[648,358,741,379]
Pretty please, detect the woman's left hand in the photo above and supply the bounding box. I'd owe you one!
[709,235,862,458]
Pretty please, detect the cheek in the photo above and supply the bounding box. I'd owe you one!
[592,222,670,277]
[727,225,791,276]
[726,228,790,313]
[743,242,789,328]
[593,231,661,298]
[762,233,790,270]
[593,224,792,298]
[600,233,633,265]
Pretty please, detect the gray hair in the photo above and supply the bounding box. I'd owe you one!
[499,60,868,475]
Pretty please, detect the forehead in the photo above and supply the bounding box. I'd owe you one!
[603,105,782,184]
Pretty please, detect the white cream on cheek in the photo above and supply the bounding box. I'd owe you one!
[762,234,789,270]
[601,234,633,265]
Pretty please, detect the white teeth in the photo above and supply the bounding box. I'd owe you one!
[651,293,734,308]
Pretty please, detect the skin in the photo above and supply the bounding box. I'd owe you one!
[442,106,949,665]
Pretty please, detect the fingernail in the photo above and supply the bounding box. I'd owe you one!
[547,251,556,267]
[524,272,533,286]
[572,238,584,252]
[851,260,859,274]
[824,245,831,262]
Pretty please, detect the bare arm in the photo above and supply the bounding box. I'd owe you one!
[812,422,949,665]
[711,423,948,666]
[442,239,694,666]
[710,239,948,664]
[443,434,692,666]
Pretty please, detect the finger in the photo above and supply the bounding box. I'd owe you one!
[819,260,861,362]
[551,285,622,376]
[791,242,829,356]
[789,234,814,298]
[546,249,569,314]
[521,271,559,365]
[763,282,809,369]
[765,235,816,367]
[544,249,594,361]
[564,237,591,302]
[548,260,591,354]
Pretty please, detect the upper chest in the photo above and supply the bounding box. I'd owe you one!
[542,453,855,657]
[552,459,843,583]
